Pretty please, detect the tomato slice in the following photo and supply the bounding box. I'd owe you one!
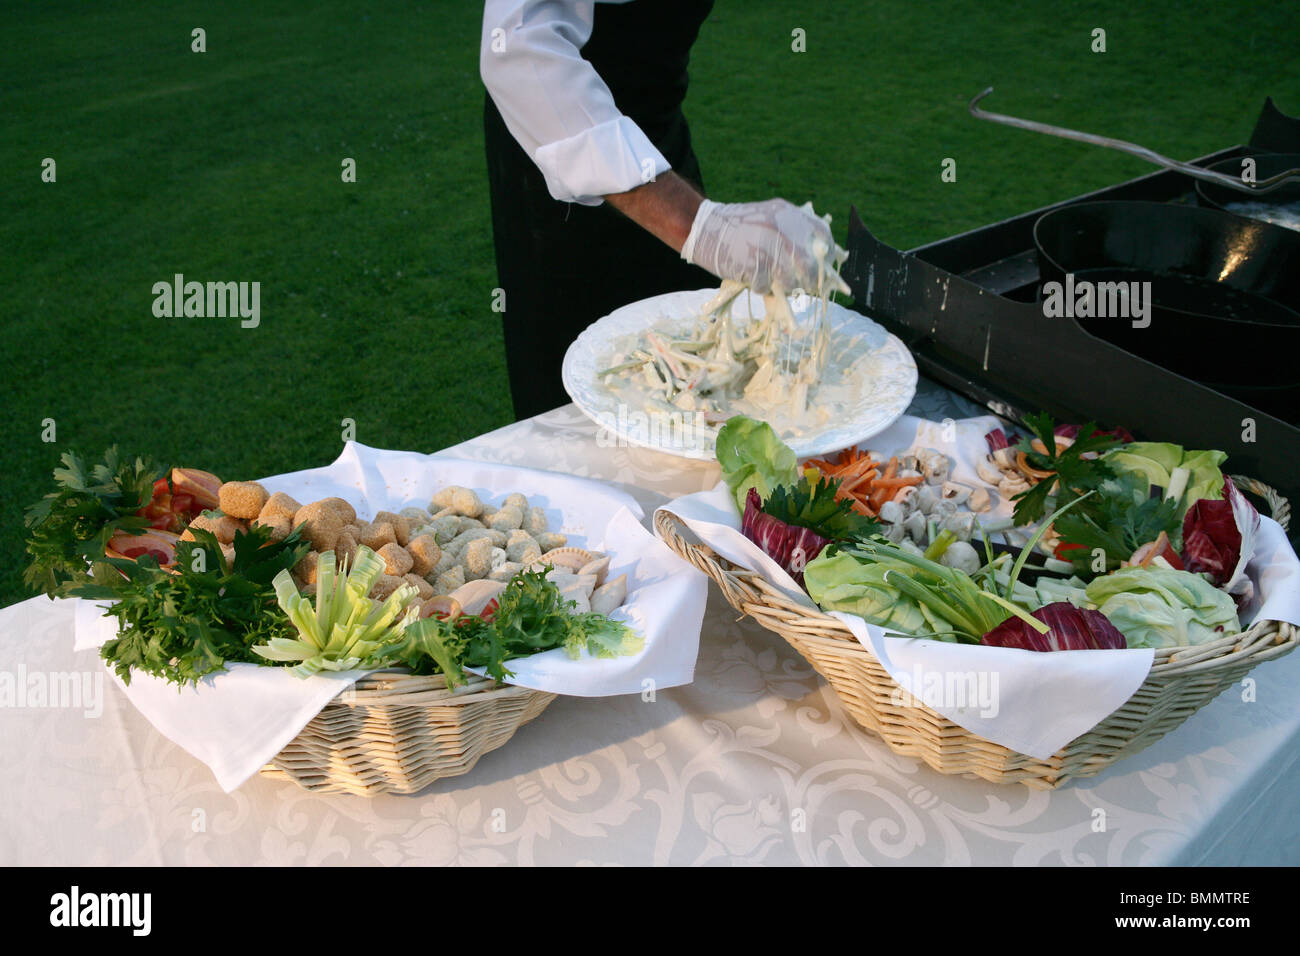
[171,492,196,514]
[479,598,499,622]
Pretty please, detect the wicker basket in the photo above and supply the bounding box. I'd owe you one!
[654,475,1297,789]
[260,671,555,795]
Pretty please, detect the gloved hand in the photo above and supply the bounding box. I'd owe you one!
[681,198,851,297]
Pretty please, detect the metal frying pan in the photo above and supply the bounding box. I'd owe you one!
[1195,152,1300,225]
[1032,201,1300,416]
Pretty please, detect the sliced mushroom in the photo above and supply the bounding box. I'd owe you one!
[892,485,919,510]
[992,446,1019,470]
[967,487,992,512]
[999,474,1031,496]
[922,455,950,485]
[975,454,1003,486]
[941,481,972,506]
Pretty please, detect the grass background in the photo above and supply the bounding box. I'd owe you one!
[2,0,1297,606]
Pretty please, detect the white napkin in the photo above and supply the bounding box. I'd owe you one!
[72,442,709,791]
[657,414,1300,759]
[1240,516,1300,629]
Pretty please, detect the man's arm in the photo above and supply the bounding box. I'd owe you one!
[603,172,704,253]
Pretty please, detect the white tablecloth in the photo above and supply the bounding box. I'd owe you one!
[3,382,1298,866]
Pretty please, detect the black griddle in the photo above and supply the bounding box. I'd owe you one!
[843,97,1300,515]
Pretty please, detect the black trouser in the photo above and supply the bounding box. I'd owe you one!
[483,94,716,421]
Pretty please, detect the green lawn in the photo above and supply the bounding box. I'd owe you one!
[2,0,1297,606]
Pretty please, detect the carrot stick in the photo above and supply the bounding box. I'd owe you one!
[871,475,923,489]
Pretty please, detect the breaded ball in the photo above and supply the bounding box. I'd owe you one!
[293,500,346,551]
[253,513,292,542]
[357,520,397,551]
[536,532,568,551]
[334,527,359,565]
[369,573,405,601]
[377,542,414,577]
[219,481,269,520]
[187,512,244,545]
[433,565,465,595]
[505,532,539,563]
[294,550,319,586]
[406,534,441,577]
[486,506,522,531]
[429,549,458,579]
[316,497,357,525]
[523,506,549,536]
[258,492,302,523]
[403,573,434,600]
[463,537,495,580]
[432,485,483,518]
[373,511,412,547]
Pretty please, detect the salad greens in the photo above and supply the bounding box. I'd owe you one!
[1010,413,1124,527]
[1051,471,1182,576]
[78,524,311,686]
[807,495,1089,643]
[1106,442,1227,515]
[391,567,643,687]
[1084,567,1241,649]
[23,447,165,596]
[716,416,797,512]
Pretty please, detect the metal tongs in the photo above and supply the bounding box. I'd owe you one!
[969,87,1300,195]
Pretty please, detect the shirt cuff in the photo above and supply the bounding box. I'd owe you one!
[533,115,672,206]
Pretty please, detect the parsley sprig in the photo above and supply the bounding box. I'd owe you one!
[74,524,310,686]
[1050,473,1182,575]
[1010,413,1123,526]
[23,447,165,596]
[762,470,879,545]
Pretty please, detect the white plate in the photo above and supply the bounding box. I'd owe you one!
[562,288,918,460]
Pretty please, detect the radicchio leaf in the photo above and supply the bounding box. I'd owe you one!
[1053,423,1135,444]
[1181,476,1259,606]
[985,428,1011,452]
[980,601,1127,651]
[741,487,829,587]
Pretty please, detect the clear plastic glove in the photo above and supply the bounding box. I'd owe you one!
[680,198,851,297]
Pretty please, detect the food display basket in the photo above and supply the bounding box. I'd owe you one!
[654,477,1296,789]
[260,671,555,796]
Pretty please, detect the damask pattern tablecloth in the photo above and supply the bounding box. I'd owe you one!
[2,381,1297,866]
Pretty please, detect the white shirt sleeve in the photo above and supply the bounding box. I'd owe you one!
[480,0,673,206]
